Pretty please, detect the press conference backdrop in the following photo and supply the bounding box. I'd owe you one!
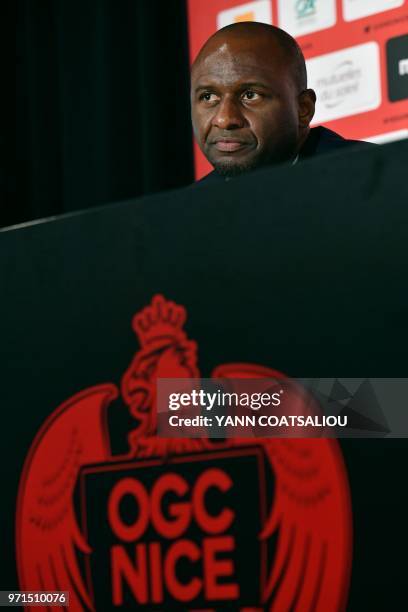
[187,0,408,178]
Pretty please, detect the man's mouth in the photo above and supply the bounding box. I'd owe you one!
[213,139,249,152]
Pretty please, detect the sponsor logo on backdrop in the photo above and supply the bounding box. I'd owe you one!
[217,0,272,30]
[308,42,381,124]
[277,0,336,37]
[343,0,405,22]
[16,295,351,610]
[386,34,408,101]
[296,0,316,18]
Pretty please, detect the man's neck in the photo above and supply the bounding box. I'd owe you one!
[296,127,311,156]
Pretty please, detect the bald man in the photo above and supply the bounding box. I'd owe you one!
[191,22,373,180]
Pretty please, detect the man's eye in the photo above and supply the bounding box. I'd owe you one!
[242,90,260,100]
[200,92,218,102]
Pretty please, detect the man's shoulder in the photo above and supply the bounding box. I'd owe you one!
[302,126,376,158]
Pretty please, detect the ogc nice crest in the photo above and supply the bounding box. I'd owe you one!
[16,295,351,611]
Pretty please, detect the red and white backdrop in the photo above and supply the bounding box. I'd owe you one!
[187,0,408,179]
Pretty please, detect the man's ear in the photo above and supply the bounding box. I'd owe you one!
[298,89,316,128]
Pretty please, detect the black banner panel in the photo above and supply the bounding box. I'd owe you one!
[1,140,407,611]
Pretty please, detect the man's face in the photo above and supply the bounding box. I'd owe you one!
[191,36,304,176]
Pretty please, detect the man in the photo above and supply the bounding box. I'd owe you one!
[191,22,373,181]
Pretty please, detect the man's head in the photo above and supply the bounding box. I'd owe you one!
[191,22,316,177]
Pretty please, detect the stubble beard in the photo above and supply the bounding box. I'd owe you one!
[212,157,260,178]
[210,139,298,178]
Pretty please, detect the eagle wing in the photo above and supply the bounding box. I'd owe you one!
[16,384,118,611]
[260,437,351,612]
[212,363,352,612]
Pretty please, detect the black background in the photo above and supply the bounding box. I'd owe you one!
[8,0,194,229]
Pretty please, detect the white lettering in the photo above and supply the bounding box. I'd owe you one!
[399,59,408,76]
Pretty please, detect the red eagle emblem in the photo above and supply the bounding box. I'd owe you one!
[16,295,351,611]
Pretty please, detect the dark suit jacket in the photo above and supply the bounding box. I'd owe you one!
[198,126,375,184]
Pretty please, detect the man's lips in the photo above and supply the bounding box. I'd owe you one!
[212,139,250,152]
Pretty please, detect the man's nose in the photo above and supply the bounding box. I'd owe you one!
[211,96,245,130]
